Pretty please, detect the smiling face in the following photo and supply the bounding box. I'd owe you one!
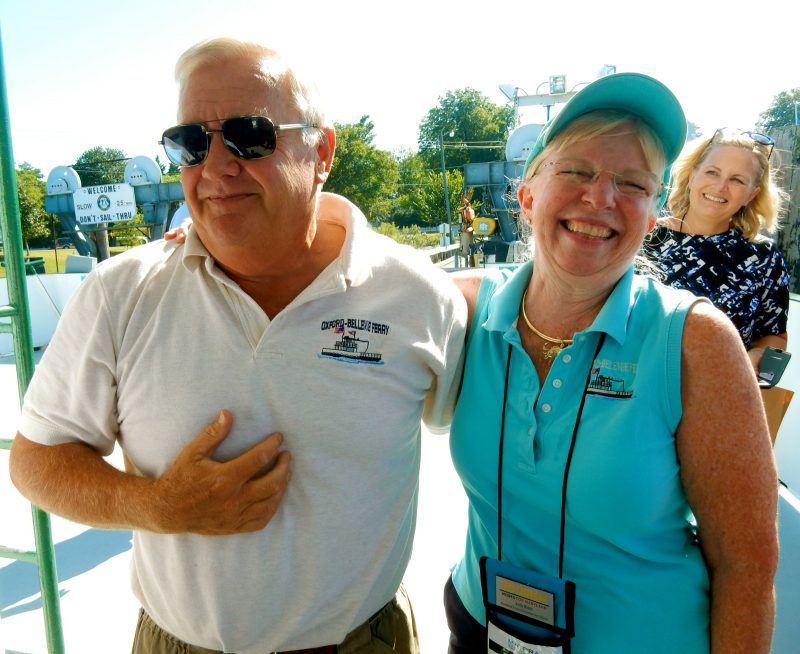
[519,126,658,290]
[178,54,329,277]
[687,144,761,230]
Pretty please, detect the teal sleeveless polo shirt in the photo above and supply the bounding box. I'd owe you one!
[450,262,709,653]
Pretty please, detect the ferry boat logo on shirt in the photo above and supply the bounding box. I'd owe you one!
[586,359,635,398]
[318,318,387,365]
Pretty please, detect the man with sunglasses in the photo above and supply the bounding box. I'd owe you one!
[10,37,466,654]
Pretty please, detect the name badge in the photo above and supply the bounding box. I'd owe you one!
[480,557,575,654]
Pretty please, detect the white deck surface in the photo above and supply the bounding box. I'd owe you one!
[0,294,797,653]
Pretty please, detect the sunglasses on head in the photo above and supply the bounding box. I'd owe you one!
[160,115,317,167]
[712,127,775,160]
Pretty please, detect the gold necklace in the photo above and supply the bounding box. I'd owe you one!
[519,290,573,360]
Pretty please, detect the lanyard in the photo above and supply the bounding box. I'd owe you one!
[496,333,606,578]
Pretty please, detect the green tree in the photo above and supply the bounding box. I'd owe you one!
[72,146,128,186]
[757,88,800,131]
[155,153,181,177]
[402,168,465,228]
[326,116,399,222]
[417,88,515,171]
[16,162,54,250]
[391,151,428,226]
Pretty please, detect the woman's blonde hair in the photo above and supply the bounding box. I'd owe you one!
[174,37,326,147]
[667,132,785,240]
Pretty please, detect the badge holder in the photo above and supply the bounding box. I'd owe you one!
[480,336,605,654]
[481,556,575,654]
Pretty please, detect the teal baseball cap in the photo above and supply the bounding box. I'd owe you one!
[522,72,687,174]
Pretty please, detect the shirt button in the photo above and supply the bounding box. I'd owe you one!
[562,354,571,363]
[541,403,552,413]
[528,427,535,437]
[552,379,562,388]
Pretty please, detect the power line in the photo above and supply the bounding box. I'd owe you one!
[419,142,504,149]
[445,144,505,149]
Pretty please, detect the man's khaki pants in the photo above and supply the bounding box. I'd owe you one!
[132,585,419,654]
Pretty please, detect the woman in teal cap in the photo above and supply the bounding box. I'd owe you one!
[445,73,778,653]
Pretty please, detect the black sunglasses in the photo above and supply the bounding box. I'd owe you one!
[160,115,317,167]
[712,127,775,160]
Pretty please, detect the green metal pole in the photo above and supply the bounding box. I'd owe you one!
[0,47,34,392]
[0,25,66,654]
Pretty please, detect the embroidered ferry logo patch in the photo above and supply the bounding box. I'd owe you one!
[586,367,634,398]
[318,319,386,365]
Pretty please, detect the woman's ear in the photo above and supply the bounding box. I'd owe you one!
[648,215,656,232]
[517,184,534,225]
[518,182,534,211]
[745,185,761,207]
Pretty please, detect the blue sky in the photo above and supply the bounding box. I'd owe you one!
[1,0,798,178]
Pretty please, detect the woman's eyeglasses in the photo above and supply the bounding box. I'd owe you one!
[712,128,775,160]
[160,116,317,167]
[542,159,663,199]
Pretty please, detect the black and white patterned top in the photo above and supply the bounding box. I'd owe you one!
[642,225,790,349]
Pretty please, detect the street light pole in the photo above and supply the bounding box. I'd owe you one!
[439,130,456,267]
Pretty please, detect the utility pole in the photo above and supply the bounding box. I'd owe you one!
[439,130,456,267]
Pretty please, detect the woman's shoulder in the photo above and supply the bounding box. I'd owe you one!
[681,300,754,381]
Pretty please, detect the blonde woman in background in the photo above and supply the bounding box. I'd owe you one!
[643,129,790,368]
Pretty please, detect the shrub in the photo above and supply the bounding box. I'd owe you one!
[373,223,441,249]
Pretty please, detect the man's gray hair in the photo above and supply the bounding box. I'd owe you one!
[174,37,327,147]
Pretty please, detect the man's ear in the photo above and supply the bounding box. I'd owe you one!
[648,215,656,232]
[316,128,336,183]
